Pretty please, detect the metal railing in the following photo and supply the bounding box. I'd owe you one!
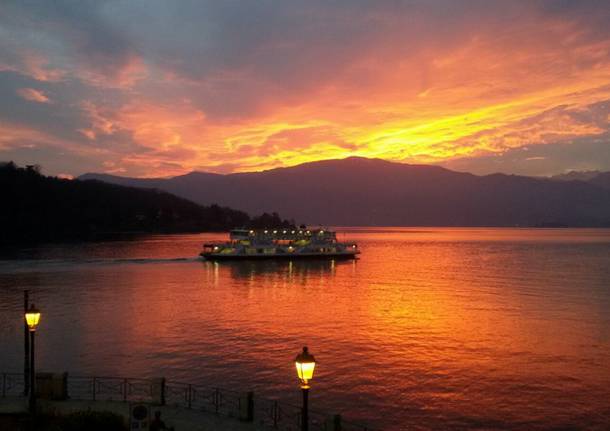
[67,375,157,403]
[255,397,302,430]
[1,372,25,397]
[1,372,374,430]
[164,381,244,418]
[341,418,374,431]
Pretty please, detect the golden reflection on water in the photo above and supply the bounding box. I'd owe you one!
[1,228,609,430]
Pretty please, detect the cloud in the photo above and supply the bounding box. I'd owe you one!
[17,88,50,103]
[441,134,610,176]
[1,1,610,177]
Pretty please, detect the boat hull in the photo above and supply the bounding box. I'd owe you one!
[200,252,358,261]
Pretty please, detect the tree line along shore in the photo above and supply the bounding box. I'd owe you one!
[0,162,294,245]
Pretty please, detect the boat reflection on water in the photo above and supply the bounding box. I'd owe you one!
[202,258,355,281]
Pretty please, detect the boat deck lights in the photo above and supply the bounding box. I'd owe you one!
[237,229,334,237]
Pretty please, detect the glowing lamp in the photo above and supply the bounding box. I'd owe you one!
[295,346,316,388]
[25,305,41,332]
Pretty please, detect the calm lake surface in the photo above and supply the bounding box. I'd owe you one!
[1,228,610,430]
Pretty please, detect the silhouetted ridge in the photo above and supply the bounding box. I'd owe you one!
[1,162,293,244]
[80,157,610,227]
[589,172,610,190]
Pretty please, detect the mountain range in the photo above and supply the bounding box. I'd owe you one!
[80,157,610,227]
[0,162,293,244]
[551,170,610,190]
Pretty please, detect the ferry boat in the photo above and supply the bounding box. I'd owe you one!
[200,228,360,260]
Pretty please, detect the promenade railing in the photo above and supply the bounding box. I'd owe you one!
[1,372,373,431]
[165,381,244,418]
[1,372,25,397]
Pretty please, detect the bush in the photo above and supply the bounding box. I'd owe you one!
[34,411,127,431]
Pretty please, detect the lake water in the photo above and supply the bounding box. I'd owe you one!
[1,228,610,430]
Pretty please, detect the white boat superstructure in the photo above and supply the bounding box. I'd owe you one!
[200,228,359,260]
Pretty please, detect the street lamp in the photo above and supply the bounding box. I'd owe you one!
[295,346,316,431]
[25,304,41,414]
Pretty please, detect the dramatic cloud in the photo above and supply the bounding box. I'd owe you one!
[1,0,610,176]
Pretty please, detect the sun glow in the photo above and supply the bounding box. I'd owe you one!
[2,2,610,176]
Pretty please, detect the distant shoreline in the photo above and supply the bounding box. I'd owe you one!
[4,225,610,248]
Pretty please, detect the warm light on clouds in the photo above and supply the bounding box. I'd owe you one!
[17,88,51,104]
[1,1,610,177]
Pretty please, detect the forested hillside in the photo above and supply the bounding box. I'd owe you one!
[1,162,293,244]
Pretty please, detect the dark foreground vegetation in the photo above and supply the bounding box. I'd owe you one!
[1,162,293,244]
[0,411,127,431]
[36,411,127,431]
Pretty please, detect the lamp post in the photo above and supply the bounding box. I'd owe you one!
[24,304,41,414]
[295,346,316,431]
[23,290,30,397]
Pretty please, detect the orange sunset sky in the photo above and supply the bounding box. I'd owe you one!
[1,0,610,177]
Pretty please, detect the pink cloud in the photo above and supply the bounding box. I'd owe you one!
[22,52,66,82]
[3,2,610,178]
[17,88,51,103]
